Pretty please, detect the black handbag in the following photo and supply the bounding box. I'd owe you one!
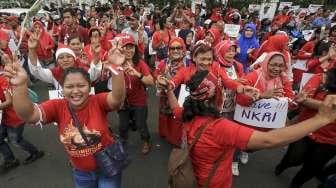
[67,104,130,177]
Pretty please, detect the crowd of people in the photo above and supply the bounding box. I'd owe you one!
[1,0,336,187]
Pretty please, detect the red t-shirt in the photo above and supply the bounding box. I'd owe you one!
[40,93,115,171]
[124,60,151,106]
[173,107,253,188]
[297,74,336,145]
[0,76,24,127]
[307,58,336,74]
[58,24,89,45]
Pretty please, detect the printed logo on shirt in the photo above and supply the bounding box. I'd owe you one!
[60,121,102,157]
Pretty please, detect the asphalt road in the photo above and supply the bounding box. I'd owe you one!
[0,82,317,188]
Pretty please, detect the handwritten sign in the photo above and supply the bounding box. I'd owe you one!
[308,4,323,14]
[248,4,261,13]
[178,84,190,107]
[299,73,314,92]
[259,2,277,20]
[292,59,308,71]
[278,2,292,11]
[224,24,240,38]
[234,98,288,129]
[49,87,96,100]
[222,90,236,113]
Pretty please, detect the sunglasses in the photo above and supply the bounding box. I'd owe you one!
[169,46,182,51]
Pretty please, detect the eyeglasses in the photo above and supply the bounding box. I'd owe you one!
[245,29,253,32]
[169,46,183,51]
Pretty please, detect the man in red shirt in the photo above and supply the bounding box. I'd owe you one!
[58,8,89,45]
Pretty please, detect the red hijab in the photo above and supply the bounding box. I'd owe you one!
[254,52,289,93]
[207,27,222,47]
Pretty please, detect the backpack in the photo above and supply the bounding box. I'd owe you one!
[168,119,225,188]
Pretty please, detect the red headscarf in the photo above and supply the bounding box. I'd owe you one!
[257,34,290,63]
[169,37,186,51]
[33,21,55,60]
[254,52,289,93]
[214,40,237,67]
[207,27,222,47]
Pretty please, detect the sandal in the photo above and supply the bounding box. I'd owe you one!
[141,142,151,155]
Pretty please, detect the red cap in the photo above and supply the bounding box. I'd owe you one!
[0,29,9,42]
[115,33,136,46]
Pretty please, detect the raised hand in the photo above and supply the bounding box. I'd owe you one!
[28,32,39,50]
[107,39,125,66]
[2,63,28,86]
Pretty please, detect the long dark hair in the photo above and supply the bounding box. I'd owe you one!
[324,68,336,93]
[182,70,221,122]
[132,45,141,65]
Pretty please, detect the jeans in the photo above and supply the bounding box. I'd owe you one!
[0,124,38,161]
[118,106,150,142]
[72,168,122,188]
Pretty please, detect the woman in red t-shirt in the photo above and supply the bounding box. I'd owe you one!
[164,69,336,188]
[307,41,336,74]
[275,68,336,187]
[117,34,154,155]
[4,45,126,188]
[153,37,189,146]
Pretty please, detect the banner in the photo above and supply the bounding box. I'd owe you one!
[49,87,95,100]
[224,24,241,38]
[234,98,288,129]
[308,4,323,14]
[278,2,292,10]
[259,2,277,20]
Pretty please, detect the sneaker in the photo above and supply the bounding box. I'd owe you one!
[240,152,249,164]
[141,142,151,155]
[23,150,45,165]
[232,162,239,176]
[0,159,20,173]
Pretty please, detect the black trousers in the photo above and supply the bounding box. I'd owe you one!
[118,106,150,143]
[277,137,336,187]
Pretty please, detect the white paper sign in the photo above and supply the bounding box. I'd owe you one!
[290,5,300,12]
[308,4,323,14]
[259,3,277,20]
[224,24,240,38]
[49,87,96,100]
[278,2,292,11]
[178,84,190,107]
[302,30,315,41]
[299,73,314,92]
[248,4,261,13]
[234,98,288,129]
[222,90,236,113]
[292,59,308,71]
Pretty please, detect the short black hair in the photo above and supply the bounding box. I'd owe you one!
[63,8,76,17]
[61,67,91,86]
